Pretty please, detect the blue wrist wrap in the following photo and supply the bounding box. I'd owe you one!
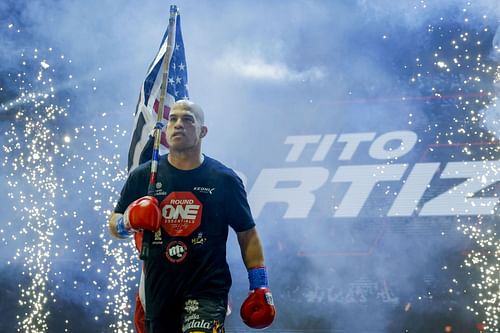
[248,267,269,290]
[116,217,133,239]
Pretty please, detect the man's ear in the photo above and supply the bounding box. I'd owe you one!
[200,126,208,138]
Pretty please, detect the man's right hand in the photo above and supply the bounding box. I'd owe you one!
[124,196,162,232]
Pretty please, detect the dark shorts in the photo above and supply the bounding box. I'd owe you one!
[146,297,226,333]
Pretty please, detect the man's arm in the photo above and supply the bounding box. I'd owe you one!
[237,227,265,269]
[237,226,276,329]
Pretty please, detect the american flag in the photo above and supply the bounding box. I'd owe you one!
[127,7,189,172]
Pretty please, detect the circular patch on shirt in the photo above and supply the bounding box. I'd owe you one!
[160,192,203,237]
[165,240,188,263]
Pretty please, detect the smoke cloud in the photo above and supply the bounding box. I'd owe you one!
[0,0,498,332]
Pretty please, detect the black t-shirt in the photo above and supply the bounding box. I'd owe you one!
[114,154,255,320]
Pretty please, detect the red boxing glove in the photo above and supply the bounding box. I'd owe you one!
[124,196,162,232]
[240,287,276,329]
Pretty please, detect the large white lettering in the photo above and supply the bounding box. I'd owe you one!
[331,164,408,217]
[337,132,376,160]
[368,130,418,160]
[163,204,200,220]
[249,130,500,219]
[249,167,329,218]
[312,134,337,161]
[248,162,500,219]
[284,131,418,162]
[420,161,500,216]
[284,135,321,162]
[387,163,440,217]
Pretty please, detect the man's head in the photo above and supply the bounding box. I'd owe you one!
[166,100,207,152]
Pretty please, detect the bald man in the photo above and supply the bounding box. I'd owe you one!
[108,100,275,333]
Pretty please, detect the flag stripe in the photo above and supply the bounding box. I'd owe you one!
[127,9,189,173]
[127,112,146,171]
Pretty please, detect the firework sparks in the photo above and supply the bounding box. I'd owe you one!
[407,4,499,332]
[1,2,499,333]
[1,25,140,332]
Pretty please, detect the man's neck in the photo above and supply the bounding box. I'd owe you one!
[167,150,204,170]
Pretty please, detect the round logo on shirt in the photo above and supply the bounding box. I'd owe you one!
[165,240,188,263]
[160,192,203,237]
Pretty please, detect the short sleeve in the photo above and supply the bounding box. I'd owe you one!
[224,172,256,232]
[114,167,149,214]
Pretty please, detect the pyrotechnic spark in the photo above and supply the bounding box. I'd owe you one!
[2,45,66,333]
[1,26,139,332]
[407,5,499,332]
[458,217,499,332]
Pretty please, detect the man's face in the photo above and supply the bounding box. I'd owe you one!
[166,106,206,151]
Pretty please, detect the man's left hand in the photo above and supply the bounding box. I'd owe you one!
[240,287,275,329]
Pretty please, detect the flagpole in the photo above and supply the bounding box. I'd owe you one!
[140,5,178,260]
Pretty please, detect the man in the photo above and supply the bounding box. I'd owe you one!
[108,100,275,332]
